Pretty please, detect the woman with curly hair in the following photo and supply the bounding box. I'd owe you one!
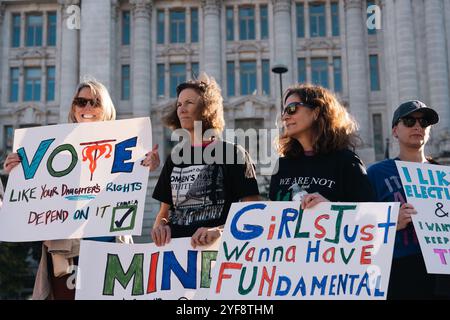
[269,83,374,207]
[152,73,260,248]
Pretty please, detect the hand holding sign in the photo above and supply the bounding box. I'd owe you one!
[397,203,417,230]
[3,152,21,174]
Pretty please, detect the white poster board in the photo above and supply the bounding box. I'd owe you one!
[75,238,219,300]
[208,201,399,300]
[0,118,151,241]
[396,160,450,274]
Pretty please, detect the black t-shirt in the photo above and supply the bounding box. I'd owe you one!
[153,140,260,238]
[269,149,374,202]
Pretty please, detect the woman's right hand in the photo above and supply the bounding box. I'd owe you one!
[3,153,21,174]
[151,218,172,247]
[397,203,417,230]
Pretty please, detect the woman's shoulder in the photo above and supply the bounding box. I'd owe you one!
[331,149,362,162]
[367,158,396,174]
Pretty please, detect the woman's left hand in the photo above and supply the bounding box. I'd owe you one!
[301,192,329,209]
[141,144,160,171]
[191,227,222,248]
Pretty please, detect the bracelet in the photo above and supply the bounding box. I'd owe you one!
[161,218,169,225]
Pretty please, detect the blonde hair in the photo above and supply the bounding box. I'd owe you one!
[68,79,116,123]
[276,83,360,157]
[162,72,225,133]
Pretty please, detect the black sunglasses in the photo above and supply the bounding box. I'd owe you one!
[73,97,100,108]
[282,102,316,116]
[400,117,430,128]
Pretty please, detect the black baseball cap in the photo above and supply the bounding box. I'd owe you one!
[392,100,439,128]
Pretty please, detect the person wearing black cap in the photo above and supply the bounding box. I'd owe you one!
[368,100,450,299]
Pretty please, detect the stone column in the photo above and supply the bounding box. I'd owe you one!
[345,0,370,146]
[131,0,152,117]
[201,0,222,83]
[272,0,294,92]
[345,0,375,163]
[80,0,115,89]
[0,3,5,107]
[58,0,80,122]
[381,0,399,156]
[395,0,419,101]
[425,0,450,133]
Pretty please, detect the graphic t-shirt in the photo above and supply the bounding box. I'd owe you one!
[367,158,421,258]
[153,140,259,238]
[269,149,374,202]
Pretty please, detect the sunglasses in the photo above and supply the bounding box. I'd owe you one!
[282,102,316,116]
[73,97,100,108]
[400,117,430,128]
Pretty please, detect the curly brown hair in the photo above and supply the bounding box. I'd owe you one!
[276,83,361,157]
[162,73,225,133]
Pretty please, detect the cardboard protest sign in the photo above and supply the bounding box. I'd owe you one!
[209,201,399,300]
[0,118,151,241]
[396,161,450,274]
[75,239,219,300]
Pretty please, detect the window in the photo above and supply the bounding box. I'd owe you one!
[226,7,234,41]
[26,14,43,47]
[191,8,198,43]
[157,10,165,44]
[170,10,185,43]
[309,3,326,37]
[311,58,328,88]
[372,114,384,160]
[369,54,380,91]
[296,4,305,38]
[227,61,235,97]
[12,14,21,47]
[331,3,340,36]
[47,12,57,46]
[262,60,270,95]
[24,67,41,101]
[191,62,199,79]
[157,64,165,97]
[121,65,130,100]
[122,11,130,45]
[367,1,377,35]
[240,61,256,95]
[4,126,14,152]
[298,58,306,83]
[46,66,55,101]
[333,57,342,93]
[260,5,268,39]
[239,7,255,40]
[9,68,19,102]
[170,64,186,97]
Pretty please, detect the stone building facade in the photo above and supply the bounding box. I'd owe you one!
[0,0,449,241]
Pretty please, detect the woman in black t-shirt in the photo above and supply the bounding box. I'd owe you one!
[269,84,374,207]
[152,73,260,248]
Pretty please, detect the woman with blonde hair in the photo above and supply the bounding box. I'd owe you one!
[151,73,260,248]
[3,78,159,299]
[269,83,374,207]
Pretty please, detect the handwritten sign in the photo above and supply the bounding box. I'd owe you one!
[208,201,399,300]
[396,161,450,274]
[75,239,219,300]
[0,118,151,241]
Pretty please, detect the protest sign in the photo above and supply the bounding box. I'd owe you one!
[75,238,219,300]
[209,201,399,300]
[396,160,450,274]
[0,118,151,241]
